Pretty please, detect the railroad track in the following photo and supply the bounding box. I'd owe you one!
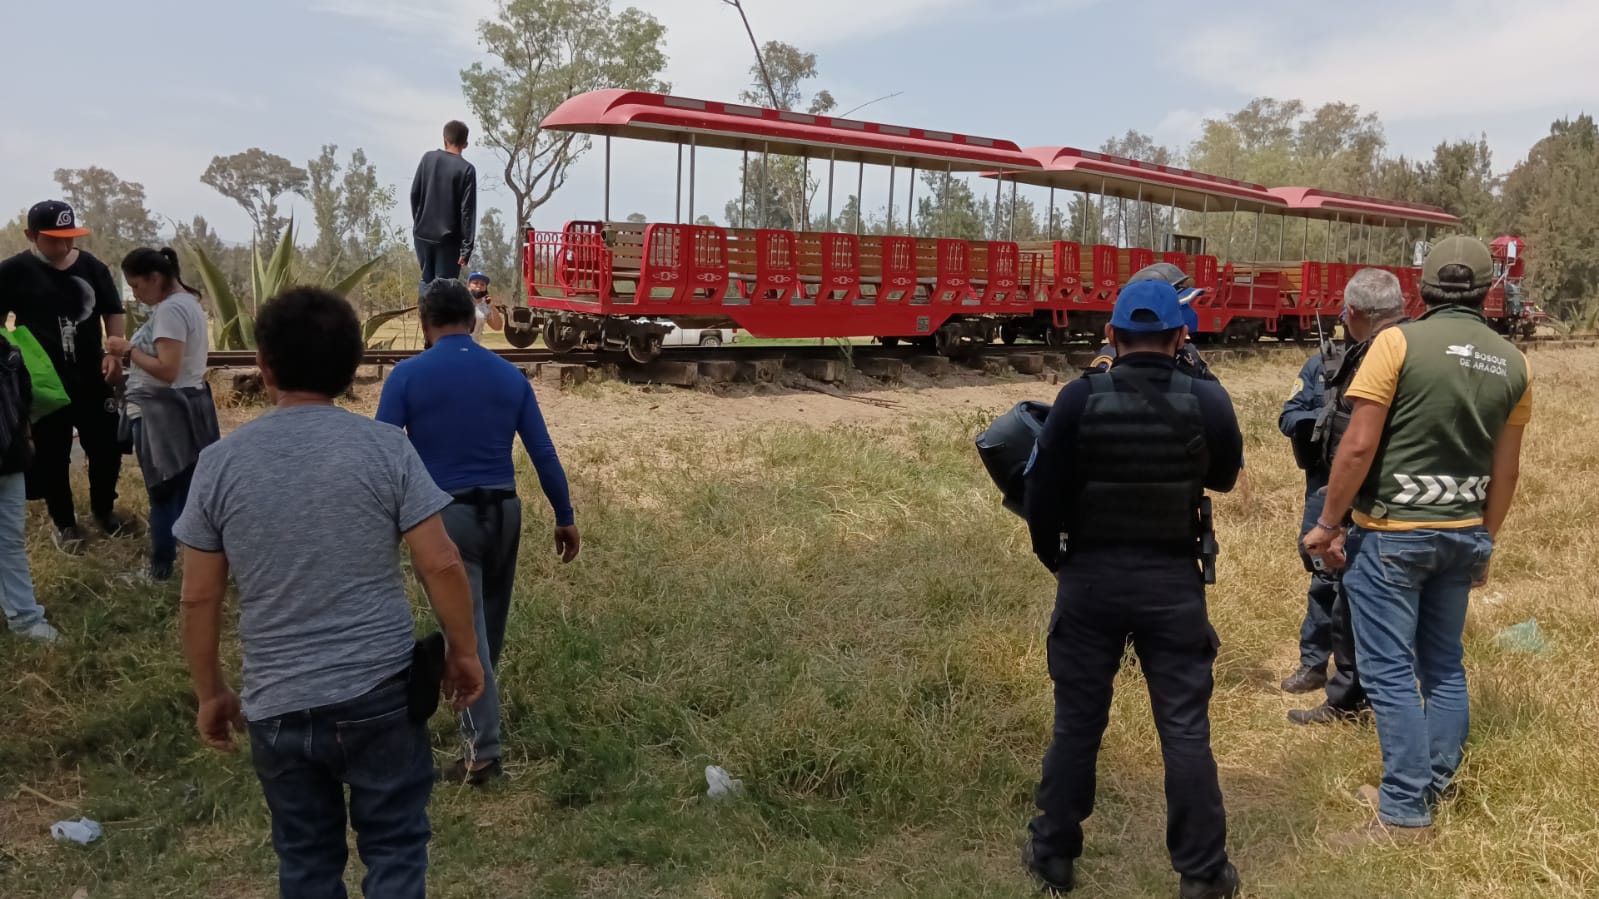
[205,333,1594,371]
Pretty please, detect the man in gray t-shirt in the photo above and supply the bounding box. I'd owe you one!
[175,287,482,899]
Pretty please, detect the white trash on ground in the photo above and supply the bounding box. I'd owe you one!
[51,817,103,844]
[705,765,743,799]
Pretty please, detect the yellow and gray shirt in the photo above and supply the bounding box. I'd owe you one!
[1345,305,1532,531]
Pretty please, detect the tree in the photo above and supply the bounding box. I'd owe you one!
[0,210,30,258]
[474,208,517,292]
[724,41,836,230]
[200,149,309,246]
[1502,115,1599,320]
[461,0,669,233]
[624,212,647,224]
[53,167,159,266]
[1099,131,1178,249]
[307,145,344,268]
[173,215,248,311]
[305,145,397,272]
[1415,136,1501,236]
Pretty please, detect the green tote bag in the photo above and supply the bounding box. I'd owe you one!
[7,326,70,421]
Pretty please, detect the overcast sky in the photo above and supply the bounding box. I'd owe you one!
[2,0,1592,243]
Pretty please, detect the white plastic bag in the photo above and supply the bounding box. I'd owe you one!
[705,765,743,799]
[51,818,103,844]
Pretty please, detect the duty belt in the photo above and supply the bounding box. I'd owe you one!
[450,487,518,529]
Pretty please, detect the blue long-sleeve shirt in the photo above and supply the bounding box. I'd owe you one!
[376,334,574,526]
[1280,353,1328,490]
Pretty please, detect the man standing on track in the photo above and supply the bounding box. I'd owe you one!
[411,120,478,291]
[1304,237,1531,846]
[377,278,579,786]
[0,201,129,551]
[1023,280,1244,898]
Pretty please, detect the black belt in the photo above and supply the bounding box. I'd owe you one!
[450,487,518,529]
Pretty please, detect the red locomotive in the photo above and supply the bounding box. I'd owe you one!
[507,90,1526,361]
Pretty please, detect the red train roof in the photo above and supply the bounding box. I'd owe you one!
[1269,188,1458,226]
[991,147,1288,214]
[541,90,1043,173]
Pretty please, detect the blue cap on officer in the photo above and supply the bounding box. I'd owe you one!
[1111,281,1186,333]
[468,271,490,284]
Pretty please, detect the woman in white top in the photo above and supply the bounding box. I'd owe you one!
[106,248,216,580]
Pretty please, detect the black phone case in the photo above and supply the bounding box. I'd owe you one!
[407,632,446,724]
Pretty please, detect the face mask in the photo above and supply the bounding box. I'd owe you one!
[469,290,488,300]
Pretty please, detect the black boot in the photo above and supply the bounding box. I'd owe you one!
[1179,862,1239,899]
[1279,665,1327,694]
[1287,702,1368,726]
[1022,839,1074,894]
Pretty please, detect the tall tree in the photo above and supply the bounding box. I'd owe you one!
[461,0,669,232]
[1099,131,1178,249]
[1415,136,1501,236]
[306,145,344,268]
[201,149,309,246]
[339,148,394,259]
[725,41,836,229]
[474,208,517,293]
[1502,115,1599,320]
[0,210,31,258]
[53,167,159,266]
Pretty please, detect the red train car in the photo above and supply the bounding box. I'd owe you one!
[515,90,1496,360]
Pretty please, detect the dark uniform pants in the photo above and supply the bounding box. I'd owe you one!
[1030,548,1229,881]
[26,382,121,531]
[1300,488,1365,710]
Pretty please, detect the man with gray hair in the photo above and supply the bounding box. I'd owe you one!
[1285,267,1407,725]
[377,279,579,785]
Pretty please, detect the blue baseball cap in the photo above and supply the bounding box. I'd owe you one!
[467,271,490,284]
[1111,280,1186,333]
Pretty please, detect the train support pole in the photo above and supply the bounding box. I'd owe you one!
[907,164,916,236]
[886,158,897,234]
[603,136,612,222]
[993,175,1004,240]
[855,161,865,236]
[1009,179,1018,242]
[675,143,682,223]
[825,151,836,226]
[688,135,697,223]
[1047,187,1056,241]
[741,149,749,227]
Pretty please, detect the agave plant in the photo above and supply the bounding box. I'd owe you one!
[187,218,387,351]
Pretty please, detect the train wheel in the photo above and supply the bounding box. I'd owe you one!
[934,328,957,356]
[879,336,901,347]
[1001,323,1020,345]
[543,319,581,354]
[626,333,663,364]
[505,322,538,348]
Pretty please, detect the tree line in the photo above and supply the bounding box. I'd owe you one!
[7,0,1594,326]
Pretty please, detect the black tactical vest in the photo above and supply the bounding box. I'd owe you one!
[1065,370,1210,545]
[1313,318,1407,469]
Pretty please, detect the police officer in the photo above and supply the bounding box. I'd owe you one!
[1286,268,1408,725]
[1088,263,1215,381]
[1278,348,1338,695]
[1022,280,1244,898]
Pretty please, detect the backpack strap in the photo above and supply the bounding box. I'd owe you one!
[1088,372,1115,395]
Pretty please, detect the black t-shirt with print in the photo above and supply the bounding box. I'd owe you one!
[0,249,124,390]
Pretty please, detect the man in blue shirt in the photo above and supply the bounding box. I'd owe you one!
[1278,351,1338,696]
[377,279,578,785]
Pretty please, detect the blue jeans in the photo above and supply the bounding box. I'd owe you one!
[1297,486,1336,669]
[248,674,432,899]
[133,419,193,576]
[415,237,463,292]
[0,473,46,631]
[1343,525,1493,827]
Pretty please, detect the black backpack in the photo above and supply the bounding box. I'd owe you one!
[0,334,34,471]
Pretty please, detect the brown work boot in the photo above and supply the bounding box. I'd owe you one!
[1326,819,1433,852]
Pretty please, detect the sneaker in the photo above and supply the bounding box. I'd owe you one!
[435,758,503,787]
[96,512,133,538]
[1288,702,1367,726]
[53,526,86,555]
[20,620,60,643]
[1280,665,1328,694]
[1021,838,1074,894]
[1179,862,1240,899]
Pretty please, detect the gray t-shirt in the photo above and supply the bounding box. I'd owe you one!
[127,292,209,399]
[173,404,452,720]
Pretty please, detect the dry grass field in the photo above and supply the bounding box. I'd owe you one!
[2,346,1595,898]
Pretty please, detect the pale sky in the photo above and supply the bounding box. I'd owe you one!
[2,0,1592,244]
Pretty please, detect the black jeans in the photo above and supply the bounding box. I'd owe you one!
[1030,547,1229,881]
[26,383,121,530]
[415,237,463,291]
[248,674,432,899]
[441,492,522,762]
